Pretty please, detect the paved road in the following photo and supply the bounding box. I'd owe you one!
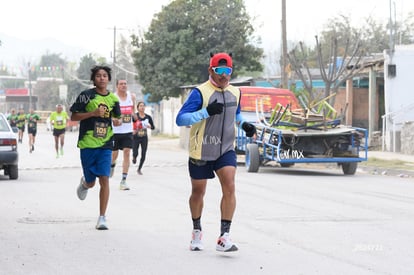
[1,127,414,274]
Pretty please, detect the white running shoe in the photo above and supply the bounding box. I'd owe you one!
[96,216,108,230]
[190,229,204,251]
[119,179,130,190]
[216,232,238,252]
[77,177,88,200]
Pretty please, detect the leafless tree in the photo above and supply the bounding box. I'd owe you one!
[288,35,365,107]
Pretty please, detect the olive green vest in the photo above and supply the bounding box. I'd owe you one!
[189,81,240,160]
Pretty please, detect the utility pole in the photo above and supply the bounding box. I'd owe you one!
[111,26,132,92]
[389,0,393,52]
[112,26,117,93]
[281,0,288,89]
[28,62,32,110]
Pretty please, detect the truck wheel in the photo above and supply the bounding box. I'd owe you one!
[246,144,260,173]
[8,165,18,180]
[341,162,357,175]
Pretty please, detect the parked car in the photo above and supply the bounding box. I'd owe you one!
[0,113,19,179]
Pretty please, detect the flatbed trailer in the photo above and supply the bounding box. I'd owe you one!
[236,124,368,175]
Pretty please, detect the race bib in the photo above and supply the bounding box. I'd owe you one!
[29,122,35,128]
[137,129,146,137]
[94,122,109,138]
[122,114,131,123]
[57,120,63,126]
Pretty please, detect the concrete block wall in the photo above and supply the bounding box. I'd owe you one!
[334,87,370,128]
[401,121,414,154]
[157,97,181,136]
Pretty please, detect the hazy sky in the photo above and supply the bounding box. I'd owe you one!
[1,0,413,66]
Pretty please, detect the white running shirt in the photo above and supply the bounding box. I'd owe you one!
[113,91,134,134]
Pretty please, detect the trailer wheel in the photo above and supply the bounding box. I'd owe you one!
[341,162,357,175]
[246,144,260,172]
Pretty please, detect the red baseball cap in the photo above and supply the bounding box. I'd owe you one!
[210,52,233,67]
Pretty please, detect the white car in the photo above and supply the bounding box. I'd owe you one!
[0,113,19,179]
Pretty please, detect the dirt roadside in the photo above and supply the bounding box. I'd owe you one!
[359,156,414,178]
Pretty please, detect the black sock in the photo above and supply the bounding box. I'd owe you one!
[192,217,202,230]
[220,219,232,236]
[122,173,127,180]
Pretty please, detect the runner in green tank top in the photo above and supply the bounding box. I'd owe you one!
[26,108,41,153]
[50,104,70,158]
[16,108,26,143]
[7,108,18,128]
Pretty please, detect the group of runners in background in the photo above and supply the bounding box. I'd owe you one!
[7,107,41,153]
[7,104,71,156]
[6,83,154,172]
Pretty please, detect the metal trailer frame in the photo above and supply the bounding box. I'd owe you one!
[236,124,368,175]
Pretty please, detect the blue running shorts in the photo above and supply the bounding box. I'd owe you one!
[80,148,112,183]
[188,150,237,180]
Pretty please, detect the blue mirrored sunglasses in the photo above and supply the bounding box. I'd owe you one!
[212,66,233,76]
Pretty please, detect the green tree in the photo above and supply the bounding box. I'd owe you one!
[77,54,98,80]
[31,52,67,110]
[38,52,67,78]
[132,0,263,102]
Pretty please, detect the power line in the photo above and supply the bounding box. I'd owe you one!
[114,63,138,76]
[63,70,92,88]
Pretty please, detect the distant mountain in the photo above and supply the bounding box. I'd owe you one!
[0,33,90,73]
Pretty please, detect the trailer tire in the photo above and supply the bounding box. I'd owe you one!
[246,144,260,173]
[341,162,357,175]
